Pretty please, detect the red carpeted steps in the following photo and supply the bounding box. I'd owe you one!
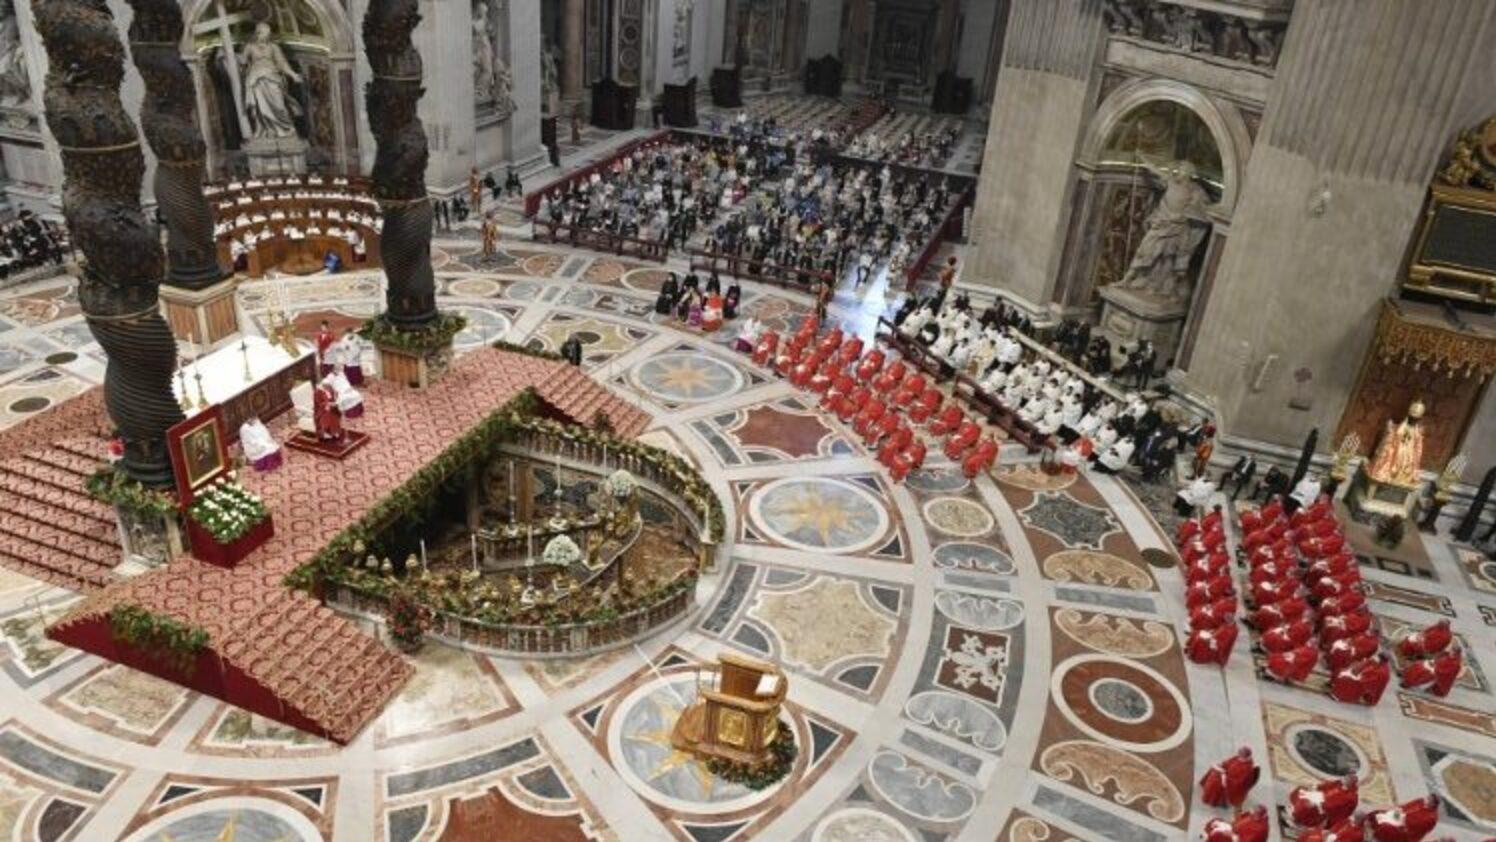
[0,438,119,592]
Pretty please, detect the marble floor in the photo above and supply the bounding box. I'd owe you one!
[0,233,1493,842]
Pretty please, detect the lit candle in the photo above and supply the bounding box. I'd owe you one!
[419,539,427,571]
[470,534,479,573]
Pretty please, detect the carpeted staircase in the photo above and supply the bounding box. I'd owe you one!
[0,437,119,591]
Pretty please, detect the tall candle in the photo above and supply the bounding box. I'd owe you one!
[470,534,478,573]
[419,539,427,571]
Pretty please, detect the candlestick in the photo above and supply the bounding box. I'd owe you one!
[193,369,209,410]
[470,534,479,573]
[176,359,193,411]
[419,538,427,571]
[240,339,252,383]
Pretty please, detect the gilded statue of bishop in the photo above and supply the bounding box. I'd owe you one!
[1366,399,1426,487]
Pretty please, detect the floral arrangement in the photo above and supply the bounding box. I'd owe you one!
[386,588,432,651]
[361,312,468,353]
[706,719,797,790]
[542,534,583,567]
[108,603,210,673]
[187,475,269,544]
[87,467,177,518]
[606,469,637,499]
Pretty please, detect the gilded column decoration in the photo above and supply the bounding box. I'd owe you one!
[1370,299,1496,379]
[363,0,437,327]
[126,0,226,289]
[35,0,184,486]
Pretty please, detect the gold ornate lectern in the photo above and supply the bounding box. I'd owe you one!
[671,653,786,767]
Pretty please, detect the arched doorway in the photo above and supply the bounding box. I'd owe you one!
[1052,79,1250,372]
[181,0,360,177]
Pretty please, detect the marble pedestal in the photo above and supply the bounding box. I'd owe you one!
[1099,286,1189,367]
[159,277,241,349]
[376,341,454,389]
[244,137,309,177]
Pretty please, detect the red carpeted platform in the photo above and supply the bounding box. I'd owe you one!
[34,348,649,744]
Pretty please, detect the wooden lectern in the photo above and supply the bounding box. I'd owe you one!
[671,653,786,766]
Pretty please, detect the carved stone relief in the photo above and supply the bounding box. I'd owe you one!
[1102,0,1285,68]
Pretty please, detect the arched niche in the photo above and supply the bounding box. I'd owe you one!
[181,0,360,177]
[1051,78,1252,372]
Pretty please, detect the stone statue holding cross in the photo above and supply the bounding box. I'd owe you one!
[240,21,302,139]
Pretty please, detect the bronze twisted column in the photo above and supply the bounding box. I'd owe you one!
[126,0,226,289]
[364,0,437,328]
[36,0,184,486]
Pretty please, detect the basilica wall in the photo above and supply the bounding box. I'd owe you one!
[1180,0,1496,471]
[804,0,840,60]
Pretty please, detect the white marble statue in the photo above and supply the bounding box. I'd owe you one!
[473,0,497,103]
[0,1,29,106]
[541,44,560,113]
[241,22,303,140]
[1119,160,1213,300]
[492,56,515,117]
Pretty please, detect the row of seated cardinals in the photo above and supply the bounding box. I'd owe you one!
[748,317,999,481]
[1199,748,1444,841]
[1179,495,1464,702]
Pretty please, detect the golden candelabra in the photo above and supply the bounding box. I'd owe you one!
[1330,432,1362,483]
[193,368,209,410]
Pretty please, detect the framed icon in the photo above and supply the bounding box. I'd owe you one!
[166,405,230,505]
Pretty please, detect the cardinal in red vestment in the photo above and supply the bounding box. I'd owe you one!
[1400,646,1463,697]
[1289,774,1359,828]
[1200,747,1259,809]
[1329,655,1390,705]
[1202,805,1269,842]
[1190,597,1238,631]
[1298,820,1364,842]
[1266,644,1319,683]
[1396,619,1452,659]
[313,382,344,442]
[315,319,336,377]
[1249,596,1309,630]
[1187,624,1238,666]
[1364,795,1440,842]
[1260,618,1314,654]
[1324,632,1381,672]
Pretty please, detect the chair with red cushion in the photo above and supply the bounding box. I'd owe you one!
[873,360,907,394]
[929,404,964,436]
[751,332,779,367]
[837,336,864,365]
[853,399,887,439]
[879,426,913,467]
[855,349,885,383]
[962,438,999,478]
[909,387,944,424]
[867,409,901,447]
[943,420,981,460]
[836,386,870,423]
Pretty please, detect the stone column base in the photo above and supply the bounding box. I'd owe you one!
[1098,286,1188,368]
[376,340,454,389]
[160,276,241,349]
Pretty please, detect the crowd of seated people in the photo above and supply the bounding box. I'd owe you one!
[0,211,67,280]
[891,296,1205,480]
[844,112,962,169]
[210,175,379,272]
[536,135,756,249]
[700,150,961,292]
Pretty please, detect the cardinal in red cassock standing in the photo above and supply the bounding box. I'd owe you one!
[1202,805,1269,842]
[1289,774,1359,828]
[1200,747,1259,809]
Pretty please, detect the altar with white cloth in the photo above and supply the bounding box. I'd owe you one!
[173,335,317,444]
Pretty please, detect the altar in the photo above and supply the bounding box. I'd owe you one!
[174,336,317,445]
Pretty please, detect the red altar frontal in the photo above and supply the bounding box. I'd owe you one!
[45,348,650,743]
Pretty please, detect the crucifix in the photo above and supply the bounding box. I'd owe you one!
[190,0,254,140]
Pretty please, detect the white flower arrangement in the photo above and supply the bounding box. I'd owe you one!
[606,469,637,498]
[188,479,269,543]
[542,535,582,567]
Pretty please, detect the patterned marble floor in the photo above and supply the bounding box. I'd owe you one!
[0,235,1493,842]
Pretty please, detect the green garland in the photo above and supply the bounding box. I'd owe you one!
[108,603,210,673]
[706,719,797,790]
[286,391,539,593]
[491,338,565,361]
[87,468,177,518]
[360,312,468,353]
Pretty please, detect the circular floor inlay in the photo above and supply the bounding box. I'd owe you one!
[8,396,49,414]
[750,477,889,555]
[632,352,743,403]
[905,468,970,494]
[446,277,503,298]
[1089,678,1154,724]
[44,351,77,365]
[813,806,918,842]
[923,497,994,537]
[1291,726,1364,778]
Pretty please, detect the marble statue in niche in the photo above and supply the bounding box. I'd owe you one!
[241,21,304,139]
[1118,160,1213,301]
[474,0,497,102]
[541,43,559,115]
[0,0,30,106]
[672,0,694,70]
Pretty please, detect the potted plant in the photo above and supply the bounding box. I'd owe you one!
[386,588,432,653]
[184,475,274,568]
